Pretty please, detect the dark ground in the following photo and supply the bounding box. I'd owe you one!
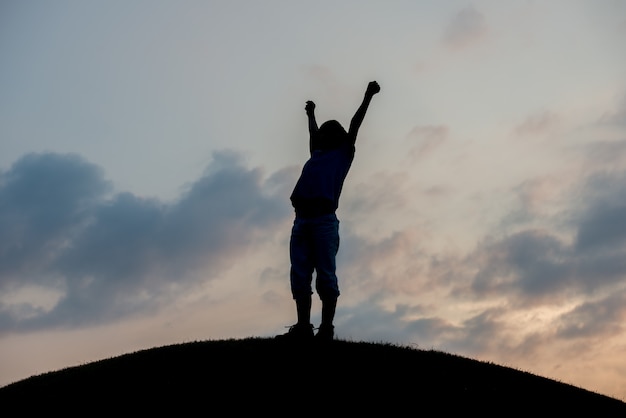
[1,337,624,415]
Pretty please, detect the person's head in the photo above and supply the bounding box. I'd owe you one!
[312,120,348,151]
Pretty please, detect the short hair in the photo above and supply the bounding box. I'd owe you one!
[313,120,347,151]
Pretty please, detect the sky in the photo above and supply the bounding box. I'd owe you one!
[1,0,626,400]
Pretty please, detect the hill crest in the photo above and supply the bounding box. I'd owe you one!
[1,337,624,415]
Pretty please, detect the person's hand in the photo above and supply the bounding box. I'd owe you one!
[366,81,380,97]
[305,100,316,114]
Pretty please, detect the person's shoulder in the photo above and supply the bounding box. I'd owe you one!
[337,141,355,159]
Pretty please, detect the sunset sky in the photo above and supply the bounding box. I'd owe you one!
[2,0,626,400]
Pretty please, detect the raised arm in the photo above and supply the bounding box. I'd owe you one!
[348,81,380,144]
[305,100,318,154]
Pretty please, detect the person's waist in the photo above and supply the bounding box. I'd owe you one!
[292,197,336,218]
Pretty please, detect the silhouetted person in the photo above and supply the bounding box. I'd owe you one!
[277,81,381,341]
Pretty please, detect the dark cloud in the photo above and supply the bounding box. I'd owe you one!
[468,230,575,300]
[336,299,429,343]
[576,204,626,252]
[0,151,293,333]
[461,170,626,305]
[444,308,507,355]
[556,291,626,339]
[574,171,626,252]
[462,228,626,307]
[405,316,456,341]
[0,153,111,285]
[338,298,505,356]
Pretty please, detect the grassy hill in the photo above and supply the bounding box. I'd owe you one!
[1,337,625,415]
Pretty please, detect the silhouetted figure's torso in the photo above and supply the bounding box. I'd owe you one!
[290,141,354,218]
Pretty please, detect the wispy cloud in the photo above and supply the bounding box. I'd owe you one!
[514,111,560,137]
[600,93,626,126]
[406,125,449,161]
[584,140,626,167]
[442,5,489,50]
[556,291,626,339]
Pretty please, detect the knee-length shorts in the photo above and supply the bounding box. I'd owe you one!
[289,213,340,301]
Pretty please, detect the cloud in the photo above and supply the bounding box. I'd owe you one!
[331,162,626,379]
[0,151,292,333]
[556,290,626,339]
[600,93,626,126]
[406,125,448,161]
[574,171,626,252]
[442,5,488,50]
[337,300,428,343]
[0,153,111,286]
[337,291,506,357]
[443,307,508,354]
[514,111,560,137]
[342,170,413,220]
[457,169,626,307]
[466,230,574,301]
[328,162,626,360]
[509,176,565,221]
[461,226,625,308]
[584,140,626,167]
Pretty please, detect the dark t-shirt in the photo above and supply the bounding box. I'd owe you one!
[290,142,355,217]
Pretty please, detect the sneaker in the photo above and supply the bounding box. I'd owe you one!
[315,324,334,341]
[275,323,314,341]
